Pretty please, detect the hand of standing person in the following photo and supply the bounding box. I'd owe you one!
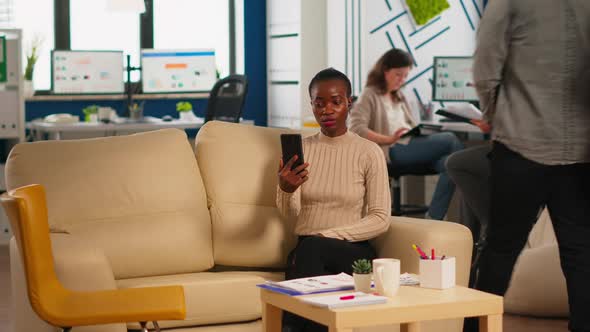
[471,119,492,134]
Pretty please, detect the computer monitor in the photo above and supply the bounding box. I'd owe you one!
[51,50,125,94]
[432,56,478,102]
[141,49,217,93]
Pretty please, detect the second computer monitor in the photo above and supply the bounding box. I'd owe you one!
[141,49,217,93]
[432,56,478,102]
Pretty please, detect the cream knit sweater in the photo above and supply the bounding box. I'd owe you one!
[276,130,391,242]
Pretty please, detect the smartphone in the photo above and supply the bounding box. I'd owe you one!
[400,125,422,138]
[280,134,304,171]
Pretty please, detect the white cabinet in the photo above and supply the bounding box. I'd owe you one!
[0,29,25,245]
[267,0,327,129]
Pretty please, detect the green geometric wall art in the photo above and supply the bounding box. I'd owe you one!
[405,0,451,26]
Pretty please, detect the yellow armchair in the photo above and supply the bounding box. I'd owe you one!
[1,184,186,332]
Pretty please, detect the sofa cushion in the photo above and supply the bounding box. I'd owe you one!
[116,271,284,329]
[505,244,569,317]
[526,209,557,248]
[195,122,299,268]
[5,129,213,278]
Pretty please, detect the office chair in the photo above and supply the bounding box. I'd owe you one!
[205,74,248,123]
[388,163,438,216]
[1,184,186,332]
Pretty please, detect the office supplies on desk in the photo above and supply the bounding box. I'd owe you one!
[412,244,428,259]
[44,114,79,124]
[400,273,419,285]
[419,256,456,289]
[263,273,354,295]
[301,292,387,309]
[258,272,419,296]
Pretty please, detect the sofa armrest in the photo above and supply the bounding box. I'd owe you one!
[10,234,126,332]
[372,217,473,286]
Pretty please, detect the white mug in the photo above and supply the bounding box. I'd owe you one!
[97,107,114,122]
[373,258,400,297]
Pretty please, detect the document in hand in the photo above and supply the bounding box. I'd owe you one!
[436,103,482,123]
[300,292,388,309]
[263,273,355,295]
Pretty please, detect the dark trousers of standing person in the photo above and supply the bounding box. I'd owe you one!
[282,236,377,332]
[464,142,590,332]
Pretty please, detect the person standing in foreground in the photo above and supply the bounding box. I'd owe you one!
[277,68,391,332]
[466,0,590,331]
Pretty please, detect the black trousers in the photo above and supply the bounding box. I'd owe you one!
[283,236,377,332]
[466,142,590,332]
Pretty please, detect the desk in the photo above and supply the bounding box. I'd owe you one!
[27,116,205,141]
[261,286,503,332]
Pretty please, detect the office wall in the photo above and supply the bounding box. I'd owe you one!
[327,0,483,113]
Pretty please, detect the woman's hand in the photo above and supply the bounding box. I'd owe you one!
[278,155,310,193]
[471,119,491,134]
[387,128,409,145]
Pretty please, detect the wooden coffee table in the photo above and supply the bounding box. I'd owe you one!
[260,285,503,332]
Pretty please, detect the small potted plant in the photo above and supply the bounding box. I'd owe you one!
[23,35,43,98]
[176,101,195,121]
[82,105,99,123]
[351,259,373,293]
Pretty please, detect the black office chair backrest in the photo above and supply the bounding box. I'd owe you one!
[204,74,248,123]
[387,163,437,179]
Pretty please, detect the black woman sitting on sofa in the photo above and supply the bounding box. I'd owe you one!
[276,68,391,332]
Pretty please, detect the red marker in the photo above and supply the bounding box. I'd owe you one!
[339,295,355,300]
[412,244,429,259]
[431,248,435,260]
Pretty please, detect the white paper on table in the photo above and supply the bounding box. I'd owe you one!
[400,273,419,285]
[300,292,388,309]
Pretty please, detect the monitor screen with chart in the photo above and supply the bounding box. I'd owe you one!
[51,50,125,94]
[432,56,478,102]
[141,49,217,93]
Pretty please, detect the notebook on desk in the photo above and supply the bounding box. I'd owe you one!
[300,292,387,309]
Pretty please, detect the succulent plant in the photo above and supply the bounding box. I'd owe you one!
[351,259,372,274]
[176,101,193,112]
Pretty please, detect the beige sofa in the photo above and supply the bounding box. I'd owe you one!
[7,121,473,332]
[504,209,569,317]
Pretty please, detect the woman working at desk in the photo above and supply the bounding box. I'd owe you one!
[277,68,391,332]
[349,48,463,220]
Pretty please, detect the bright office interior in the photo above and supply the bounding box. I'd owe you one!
[0,0,572,332]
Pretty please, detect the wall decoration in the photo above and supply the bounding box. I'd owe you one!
[404,0,450,27]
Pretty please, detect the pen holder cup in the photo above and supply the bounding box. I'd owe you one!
[130,107,144,120]
[419,256,456,289]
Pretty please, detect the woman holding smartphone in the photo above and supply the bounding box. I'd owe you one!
[276,68,391,332]
[349,48,463,220]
